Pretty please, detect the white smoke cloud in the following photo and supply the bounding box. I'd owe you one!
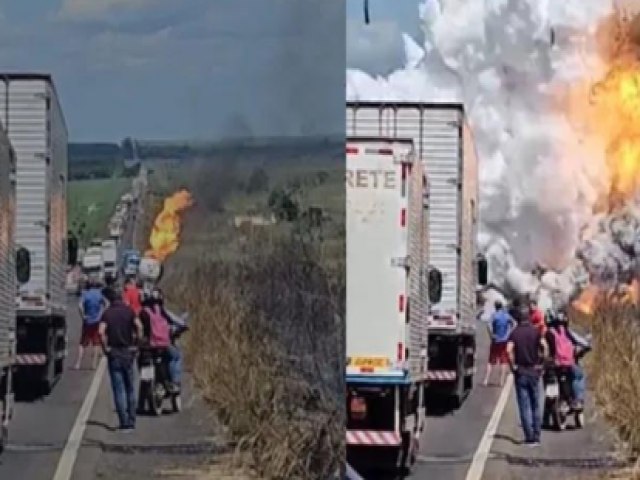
[347,0,617,308]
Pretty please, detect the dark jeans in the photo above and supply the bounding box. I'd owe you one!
[107,353,136,429]
[167,344,182,386]
[514,372,541,443]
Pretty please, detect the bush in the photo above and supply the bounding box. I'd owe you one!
[166,229,344,480]
[583,297,640,458]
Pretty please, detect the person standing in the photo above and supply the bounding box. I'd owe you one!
[98,291,143,432]
[123,277,142,316]
[528,298,546,336]
[483,300,515,387]
[507,301,549,446]
[75,278,106,370]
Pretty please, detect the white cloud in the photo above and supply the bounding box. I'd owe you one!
[58,0,153,21]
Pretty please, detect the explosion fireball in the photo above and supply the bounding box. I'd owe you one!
[145,189,194,262]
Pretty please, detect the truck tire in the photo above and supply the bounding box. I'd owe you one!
[41,330,56,396]
[452,347,466,408]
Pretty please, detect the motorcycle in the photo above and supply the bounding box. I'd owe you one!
[137,347,181,415]
[136,310,188,416]
[542,364,583,431]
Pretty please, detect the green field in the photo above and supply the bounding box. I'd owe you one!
[68,178,131,246]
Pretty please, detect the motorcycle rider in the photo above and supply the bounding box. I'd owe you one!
[138,288,184,393]
[150,287,185,393]
[544,308,591,409]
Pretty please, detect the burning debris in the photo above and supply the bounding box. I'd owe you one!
[145,189,194,263]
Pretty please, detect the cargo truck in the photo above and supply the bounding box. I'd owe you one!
[345,137,442,472]
[346,102,487,407]
[0,73,68,394]
[0,126,16,453]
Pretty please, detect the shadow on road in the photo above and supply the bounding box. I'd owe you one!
[493,433,521,445]
[86,420,118,432]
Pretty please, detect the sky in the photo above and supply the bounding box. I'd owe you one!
[0,0,344,142]
[346,0,421,75]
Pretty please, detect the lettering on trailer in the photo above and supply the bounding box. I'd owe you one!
[346,170,397,190]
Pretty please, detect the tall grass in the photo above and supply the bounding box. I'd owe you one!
[580,297,640,464]
[155,149,345,479]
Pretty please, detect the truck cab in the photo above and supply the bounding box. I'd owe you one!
[122,249,141,278]
[82,247,103,284]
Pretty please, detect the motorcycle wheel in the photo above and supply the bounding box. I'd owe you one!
[552,400,566,431]
[575,411,584,429]
[150,381,164,416]
[171,394,182,413]
[137,381,150,414]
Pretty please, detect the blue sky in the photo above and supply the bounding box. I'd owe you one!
[346,0,422,74]
[0,0,344,142]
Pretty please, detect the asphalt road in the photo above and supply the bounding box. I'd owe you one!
[407,321,617,480]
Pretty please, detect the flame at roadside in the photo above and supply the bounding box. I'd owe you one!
[568,10,640,314]
[145,189,194,263]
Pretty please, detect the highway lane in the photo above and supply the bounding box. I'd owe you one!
[0,296,96,480]
[407,320,505,480]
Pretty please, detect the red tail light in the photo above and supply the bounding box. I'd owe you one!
[397,342,404,361]
[349,396,367,421]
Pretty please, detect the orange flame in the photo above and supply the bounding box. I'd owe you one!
[145,189,194,262]
[572,279,640,315]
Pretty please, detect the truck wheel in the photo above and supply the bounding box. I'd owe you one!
[452,348,465,408]
[0,423,6,455]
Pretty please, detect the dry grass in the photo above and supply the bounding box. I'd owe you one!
[575,297,640,465]
[155,151,345,480]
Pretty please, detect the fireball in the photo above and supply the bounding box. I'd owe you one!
[145,189,194,262]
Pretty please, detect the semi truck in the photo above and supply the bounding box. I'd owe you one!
[346,102,487,406]
[0,73,68,394]
[345,137,441,472]
[0,126,16,452]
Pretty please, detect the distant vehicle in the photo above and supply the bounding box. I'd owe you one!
[89,238,102,249]
[101,240,117,279]
[0,124,16,452]
[122,249,141,277]
[4,73,68,395]
[82,247,103,284]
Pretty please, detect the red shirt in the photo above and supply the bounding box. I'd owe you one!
[123,285,141,315]
[530,308,546,335]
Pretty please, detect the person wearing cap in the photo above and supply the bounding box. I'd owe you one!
[529,298,546,336]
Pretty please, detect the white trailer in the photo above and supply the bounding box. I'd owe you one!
[0,73,68,394]
[346,102,486,406]
[0,127,15,452]
[345,137,440,473]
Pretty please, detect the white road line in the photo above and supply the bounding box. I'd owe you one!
[464,375,513,480]
[52,356,107,480]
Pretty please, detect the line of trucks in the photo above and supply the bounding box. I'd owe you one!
[0,73,142,453]
[345,102,488,473]
[74,190,141,290]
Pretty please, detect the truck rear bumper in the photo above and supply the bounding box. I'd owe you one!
[347,430,402,446]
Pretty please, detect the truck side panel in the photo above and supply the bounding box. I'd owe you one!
[0,80,48,302]
[346,103,467,330]
[405,141,429,378]
[0,129,15,369]
[460,122,479,332]
[48,81,68,313]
